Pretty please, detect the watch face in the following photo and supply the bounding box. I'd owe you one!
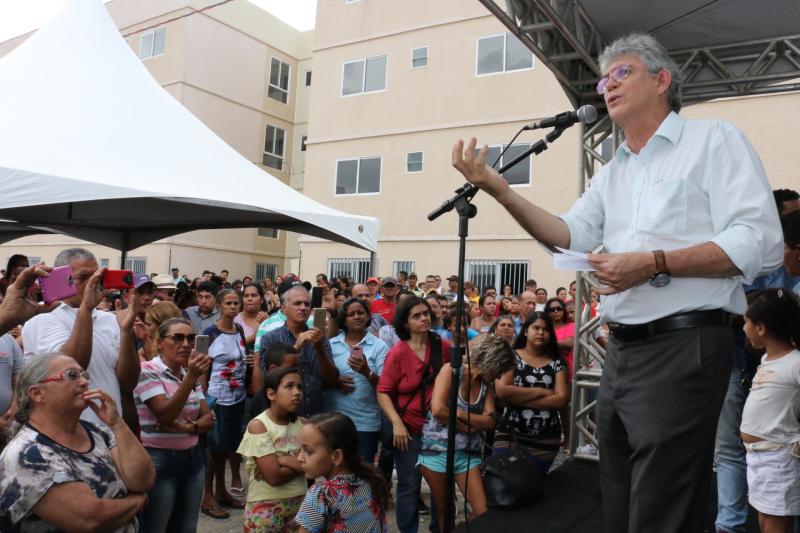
[650,273,671,288]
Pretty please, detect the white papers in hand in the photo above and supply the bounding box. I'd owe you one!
[553,246,596,272]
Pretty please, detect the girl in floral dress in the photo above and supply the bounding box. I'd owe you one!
[295,413,390,533]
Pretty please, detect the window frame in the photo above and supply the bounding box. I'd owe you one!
[139,27,166,60]
[263,123,286,171]
[257,228,279,239]
[481,142,533,187]
[334,156,382,196]
[475,32,534,77]
[305,70,312,87]
[267,56,291,104]
[411,46,428,69]
[405,151,424,173]
[340,55,388,97]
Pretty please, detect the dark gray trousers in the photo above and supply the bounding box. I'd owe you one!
[597,325,733,533]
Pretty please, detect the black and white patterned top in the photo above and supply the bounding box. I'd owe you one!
[0,421,135,532]
[502,354,566,439]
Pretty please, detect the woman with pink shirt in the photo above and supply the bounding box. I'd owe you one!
[134,317,215,531]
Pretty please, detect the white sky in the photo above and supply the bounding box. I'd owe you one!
[0,0,316,43]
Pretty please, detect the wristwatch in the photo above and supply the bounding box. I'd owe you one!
[649,250,671,288]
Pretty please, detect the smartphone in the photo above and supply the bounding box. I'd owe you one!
[195,334,210,354]
[311,286,324,309]
[101,269,134,290]
[38,265,77,304]
[313,308,327,330]
[349,344,364,360]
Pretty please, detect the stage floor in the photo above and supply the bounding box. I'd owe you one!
[457,460,760,533]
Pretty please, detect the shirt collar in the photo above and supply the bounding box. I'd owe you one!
[331,331,374,346]
[151,355,186,379]
[617,111,684,158]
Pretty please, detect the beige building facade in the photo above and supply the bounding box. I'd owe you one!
[0,0,313,282]
[299,0,800,294]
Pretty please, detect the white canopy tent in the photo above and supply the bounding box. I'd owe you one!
[0,0,379,255]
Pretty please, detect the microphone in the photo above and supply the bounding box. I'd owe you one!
[524,105,598,130]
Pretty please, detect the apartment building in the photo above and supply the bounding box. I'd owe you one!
[0,0,313,282]
[299,0,800,293]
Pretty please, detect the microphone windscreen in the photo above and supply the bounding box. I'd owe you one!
[577,105,598,124]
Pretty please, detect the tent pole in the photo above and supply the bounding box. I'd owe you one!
[120,231,129,269]
[369,251,377,277]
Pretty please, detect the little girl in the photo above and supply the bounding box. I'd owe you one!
[237,366,307,533]
[419,335,516,531]
[295,413,390,533]
[740,289,800,533]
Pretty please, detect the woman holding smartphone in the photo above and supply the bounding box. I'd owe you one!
[324,297,389,461]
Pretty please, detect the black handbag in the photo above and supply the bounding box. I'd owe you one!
[481,422,543,509]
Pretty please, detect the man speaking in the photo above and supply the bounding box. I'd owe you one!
[452,33,783,533]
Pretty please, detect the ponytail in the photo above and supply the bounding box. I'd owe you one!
[745,289,800,347]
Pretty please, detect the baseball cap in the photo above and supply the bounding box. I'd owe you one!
[277,274,302,296]
[381,276,398,287]
[366,276,379,285]
[133,273,155,290]
[151,274,177,290]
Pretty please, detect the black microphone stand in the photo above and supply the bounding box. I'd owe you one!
[427,126,566,533]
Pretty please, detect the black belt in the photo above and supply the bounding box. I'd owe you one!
[608,309,733,342]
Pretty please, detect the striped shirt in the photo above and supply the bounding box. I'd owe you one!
[134,356,203,450]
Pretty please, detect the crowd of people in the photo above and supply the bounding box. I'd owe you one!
[0,32,799,533]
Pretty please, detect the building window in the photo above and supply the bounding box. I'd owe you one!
[139,27,166,60]
[478,143,533,185]
[268,57,290,103]
[305,70,312,86]
[328,258,370,283]
[411,46,428,68]
[341,55,387,96]
[300,135,308,152]
[255,263,278,282]
[263,124,285,170]
[393,261,415,277]
[26,256,42,265]
[99,258,110,268]
[122,256,147,275]
[406,151,423,173]
[335,156,381,195]
[257,228,279,238]
[476,33,533,76]
[466,259,529,295]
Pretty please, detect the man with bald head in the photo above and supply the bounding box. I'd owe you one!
[518,290,538,320]
[253,285,337,417]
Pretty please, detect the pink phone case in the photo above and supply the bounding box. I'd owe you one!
[38,265,77,304]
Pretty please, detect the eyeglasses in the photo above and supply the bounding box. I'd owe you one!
[596,64,633,95]
[162,333,197,345]
[38,369,90,384]
[548,307,565,313]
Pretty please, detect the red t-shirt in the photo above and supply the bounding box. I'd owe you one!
[377,338,451,435]
[370,299,397,324]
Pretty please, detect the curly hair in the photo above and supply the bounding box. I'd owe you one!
[468,335,516,382]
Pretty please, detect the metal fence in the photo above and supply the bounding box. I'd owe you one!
[393,260,415,277]
[122,256,147,274]
[328,258,371,283]
[465,259,529,294]
[255,262,278,282]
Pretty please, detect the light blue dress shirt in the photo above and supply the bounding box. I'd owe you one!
[324,332,389,432]
[560,112,783,324]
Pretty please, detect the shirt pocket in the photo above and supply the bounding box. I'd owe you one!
[637,178,688,235]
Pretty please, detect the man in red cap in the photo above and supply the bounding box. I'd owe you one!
[370,277,399,323]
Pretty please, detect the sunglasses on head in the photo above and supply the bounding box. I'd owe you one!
[162,333,197,344]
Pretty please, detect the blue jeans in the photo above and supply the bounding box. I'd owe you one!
[714,367,748,533]
[394,435,439,533]
[357,431,380,463]
[141,445,205,533]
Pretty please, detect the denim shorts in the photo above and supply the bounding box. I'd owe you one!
[417,450,480,474]
[211,401,245,454]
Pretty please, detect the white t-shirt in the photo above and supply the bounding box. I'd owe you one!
[207,330,246,406]
[741,349,800,444]
[22,304,121,425]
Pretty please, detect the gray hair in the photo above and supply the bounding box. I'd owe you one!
[14,353,62,426]
[469,335,516,382]
[598,33,683,113]
[280,285,308,305]
[216,288,240,305]
[53,247,96,268]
